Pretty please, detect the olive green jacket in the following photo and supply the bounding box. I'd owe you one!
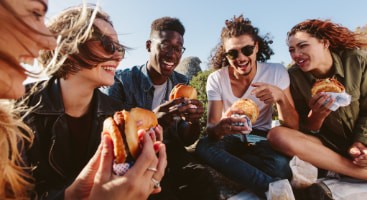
[288,49,367,155]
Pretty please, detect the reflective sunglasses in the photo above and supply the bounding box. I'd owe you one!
[90,32,125,58]
[151,38,185,55]
[224,45,255,60]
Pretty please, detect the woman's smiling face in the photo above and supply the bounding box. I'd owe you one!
[288,31,330,73]
[0,0,56,99]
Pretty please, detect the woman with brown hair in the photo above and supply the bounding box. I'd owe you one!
[0,0,166,199]
[268,19,367,181]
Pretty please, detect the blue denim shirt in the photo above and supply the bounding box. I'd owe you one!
[102,63,190,145]
[103,63,188,110]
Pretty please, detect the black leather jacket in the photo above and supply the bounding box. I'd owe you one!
[23,78,123,199]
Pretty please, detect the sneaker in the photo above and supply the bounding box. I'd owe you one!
[293,182,334,200]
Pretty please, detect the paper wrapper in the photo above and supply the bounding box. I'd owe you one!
[113,161,133,176]
[231,114,252,133]
[267,179,295,200]
[290,156,318,189]
[231,114,252,142]
[323,91,351,111]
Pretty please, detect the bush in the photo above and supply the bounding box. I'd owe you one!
[190,70,214,137]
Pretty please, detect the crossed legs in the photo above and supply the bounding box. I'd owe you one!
[267,126,367,180]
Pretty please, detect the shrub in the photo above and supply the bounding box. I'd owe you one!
[190,70,214,137]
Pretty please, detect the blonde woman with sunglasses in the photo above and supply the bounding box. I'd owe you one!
[195,14,298,198]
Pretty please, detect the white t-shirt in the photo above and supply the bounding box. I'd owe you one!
[206,62,289,131]
[152,80,170,110]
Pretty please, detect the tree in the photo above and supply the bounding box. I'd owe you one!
[190,70,213,136]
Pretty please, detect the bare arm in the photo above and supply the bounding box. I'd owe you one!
[276,87,299,129]
[251,83,299,129]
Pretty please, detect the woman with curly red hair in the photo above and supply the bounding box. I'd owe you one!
[268,19,367,181]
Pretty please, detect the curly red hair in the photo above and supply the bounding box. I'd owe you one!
[287,19,367,52]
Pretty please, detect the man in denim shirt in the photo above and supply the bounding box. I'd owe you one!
[103,17,217,200]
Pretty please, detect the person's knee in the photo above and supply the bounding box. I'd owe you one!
[267,127,291,149]
[267,127,281,143]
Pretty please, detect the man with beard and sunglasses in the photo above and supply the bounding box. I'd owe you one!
[194,15,299,198]
[103,17,220,199]
[21,6,167,199]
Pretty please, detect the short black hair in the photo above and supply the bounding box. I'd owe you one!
[150,17,185,37]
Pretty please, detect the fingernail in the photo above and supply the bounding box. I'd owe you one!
[154,143,160,151]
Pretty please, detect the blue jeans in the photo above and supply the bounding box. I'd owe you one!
[195,134,292,197]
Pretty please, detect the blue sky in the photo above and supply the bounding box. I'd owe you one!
[46,0,367,71]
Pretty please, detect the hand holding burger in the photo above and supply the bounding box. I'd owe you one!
[103,110,138,164]
[231,98,259,124]
[169,83,197,100]
[228,98,259,138]
[102,108,160,175]
[310,78,350,112]
[168,83,202,121]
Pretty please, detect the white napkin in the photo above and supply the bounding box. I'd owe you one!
[231,114,252,142]
[324,91,351,111]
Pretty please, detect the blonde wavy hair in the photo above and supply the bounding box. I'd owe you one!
[0,100,33,199]
[0,1,98,199]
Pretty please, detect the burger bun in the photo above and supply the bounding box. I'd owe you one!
[231,98,259,124]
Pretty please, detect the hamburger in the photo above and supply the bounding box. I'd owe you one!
[311,78,344,96]
[129,107,158,131]
[169,83,197,100]
[231,98,259,124]
[102,108,158,164]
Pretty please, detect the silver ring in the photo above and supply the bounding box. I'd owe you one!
[228,125,232,131]
[151,178,160,189]
[147,167,157,172]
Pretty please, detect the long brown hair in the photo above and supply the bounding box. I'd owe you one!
[38,5,126,79]
[287,19,367,52]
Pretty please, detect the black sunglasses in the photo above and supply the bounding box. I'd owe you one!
[224,45,255,60]
[90,32,125,58]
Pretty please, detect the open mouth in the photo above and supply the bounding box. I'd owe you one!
[102,65,116,73]
[296,58,307,67]
[237,61,249,70]
[162,60,175,68]
[19,56,35,66]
